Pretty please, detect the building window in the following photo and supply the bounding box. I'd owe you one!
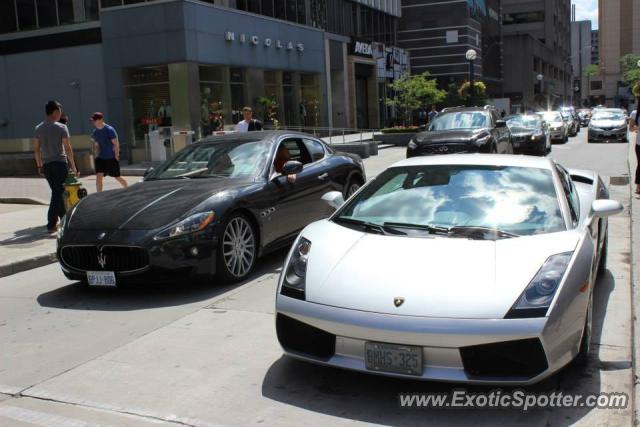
[590,81,602,91]
[57,0,75,24]
[0,1,18,34]
[37,0,59,28]
[85,0,99,20]
[503,11,544,25]
[16,0,38,31]
[200,65,228,135]
[101,0,123,7]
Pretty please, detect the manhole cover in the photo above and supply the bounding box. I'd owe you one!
[610,176,629,186]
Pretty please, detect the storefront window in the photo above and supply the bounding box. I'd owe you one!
[200,65,228,135]
[0,1,17,34]
[123,66,171,158]
[16,0,37,31]
[282,72,296,127]
[300,73,321,127]
[37,0,58,28]
[230,68,246,124]
[263,71,281,126]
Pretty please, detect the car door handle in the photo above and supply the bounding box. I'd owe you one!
[318,173,329,180]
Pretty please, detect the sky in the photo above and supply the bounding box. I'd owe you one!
[573,0,598,29]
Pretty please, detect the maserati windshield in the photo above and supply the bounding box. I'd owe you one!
[148,140,270,180]
[429,112,490,131]
[334,165,565,237]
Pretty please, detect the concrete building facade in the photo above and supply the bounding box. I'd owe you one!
[571,20,592,106]
[593,0,640,107]
[502,0,572,111]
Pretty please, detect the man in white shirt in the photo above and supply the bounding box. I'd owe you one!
[235,106,263,132]
[629,108,640,194]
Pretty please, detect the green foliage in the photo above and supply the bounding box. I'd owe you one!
[584,64,599,77]
[255,95,280,129]
[386,72,446,124]
[620,54,640,86]
[457,81,488,106]
[633,82,640,98]
[380,126,420,134]
[442,83,464,108]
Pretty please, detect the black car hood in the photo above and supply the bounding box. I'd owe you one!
[69,178,253,231]
[414,129,488,144]
[509,127,536,136]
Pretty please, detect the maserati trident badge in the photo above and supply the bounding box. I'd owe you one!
[394,297,405,307]
[97,249,107,269]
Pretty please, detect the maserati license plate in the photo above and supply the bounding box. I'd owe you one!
[86,271,116,287]
[365,342,423,376]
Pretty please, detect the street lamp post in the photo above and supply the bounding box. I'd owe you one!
[537,74,549,111]
[466,49,477,107]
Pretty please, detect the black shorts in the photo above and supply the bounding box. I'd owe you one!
[95,158,121,177]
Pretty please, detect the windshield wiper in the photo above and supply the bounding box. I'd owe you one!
[383,222,519,239]
[447,226,519,239]
[383,222,449,235]
[333,217,405,235]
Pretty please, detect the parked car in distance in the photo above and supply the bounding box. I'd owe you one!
[538,111,569,143]
[560,110,579,136]
[577,109,591,127]
[57,131,366,286]
[588,109,629,143]
[505,114,551,156]
[275,154,622,384]
[407,107,512,157]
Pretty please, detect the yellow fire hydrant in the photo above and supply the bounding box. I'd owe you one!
[63,172,88,211]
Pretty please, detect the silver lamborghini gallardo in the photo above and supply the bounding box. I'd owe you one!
[275,154,622,385]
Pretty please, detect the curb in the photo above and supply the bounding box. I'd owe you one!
[0,197,48,205]
[628,133,639,425]
[0,252,57,279]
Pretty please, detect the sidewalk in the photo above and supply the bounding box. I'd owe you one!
[628,131,640,424]
[0,175,139,278]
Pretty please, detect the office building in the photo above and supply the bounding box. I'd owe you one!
[0,0,407,168]
[571,19,592,106]
[592,0,640,107]
[502,0,572,111]
[397,0,503,97]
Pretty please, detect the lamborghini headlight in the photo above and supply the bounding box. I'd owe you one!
[154,211,215,240]
[505,252,573,318]
[280,237,311,300]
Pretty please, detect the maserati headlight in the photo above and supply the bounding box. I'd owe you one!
[408,139,417,150]
[280,237,311,300]
[154,211,215,240]
[505,252,573,318]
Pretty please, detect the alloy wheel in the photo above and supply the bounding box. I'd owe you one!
[222,216,256,278]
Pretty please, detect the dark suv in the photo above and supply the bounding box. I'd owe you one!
[407,107,513,158]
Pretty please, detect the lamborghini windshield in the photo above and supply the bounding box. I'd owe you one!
[334,165,565,237]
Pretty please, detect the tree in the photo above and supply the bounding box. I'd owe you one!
[386,72,446,125]
[584,64,599,77]
[620,54,640,86]
[457,81,487,106]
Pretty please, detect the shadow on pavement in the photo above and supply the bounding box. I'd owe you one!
[36,249,287,312]
[261,270,619,426]
[0,226,52,246]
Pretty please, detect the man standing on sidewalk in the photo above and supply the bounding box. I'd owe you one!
[90,112,128,192]
[33,100,78,234]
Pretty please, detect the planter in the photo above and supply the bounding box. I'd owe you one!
[375,132,418,146]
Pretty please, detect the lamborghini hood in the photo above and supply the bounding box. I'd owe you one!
[301,220,578,319]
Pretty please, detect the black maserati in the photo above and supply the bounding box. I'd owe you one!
[57,131,365,285]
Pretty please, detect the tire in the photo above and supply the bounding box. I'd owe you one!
[574,293,593,367]
[344,175,362,199]
[216,213,257,283]
[564,134,569,143]
[598,232,608,276]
